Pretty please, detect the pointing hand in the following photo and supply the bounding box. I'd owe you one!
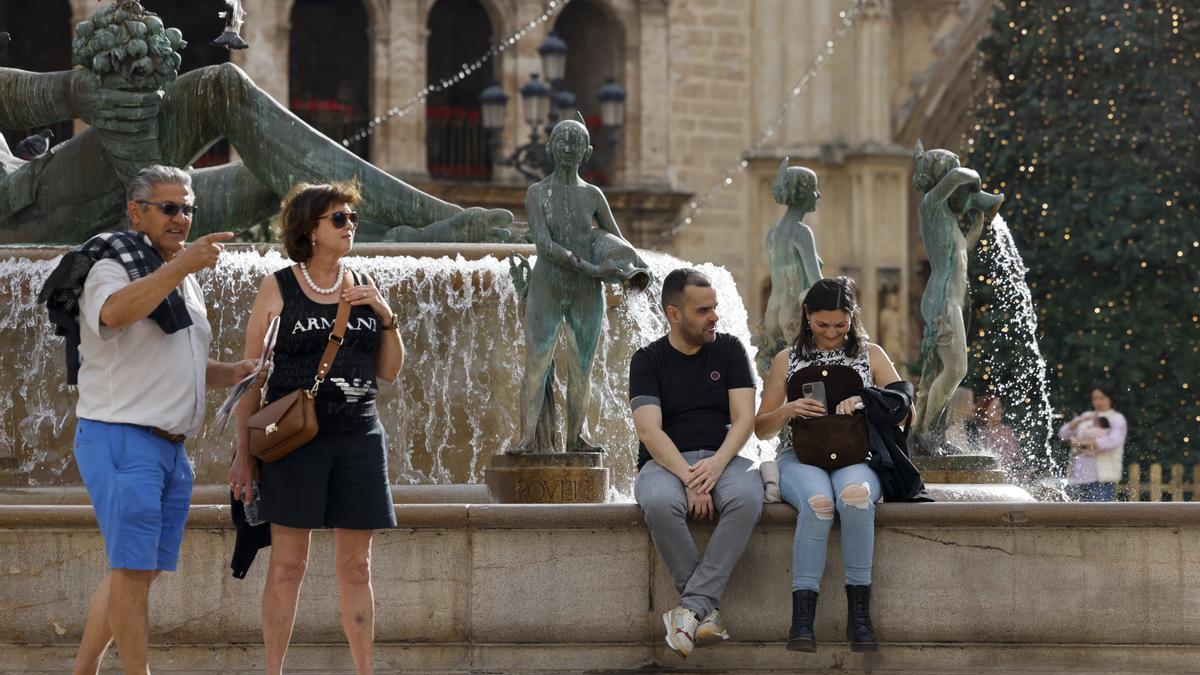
[176,231,235,273]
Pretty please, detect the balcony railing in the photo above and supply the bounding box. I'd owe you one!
[426,106,491,181]
[290,98,370,161]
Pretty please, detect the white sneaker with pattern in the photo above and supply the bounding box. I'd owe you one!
[694,609,730,647]
[662,606,700,657]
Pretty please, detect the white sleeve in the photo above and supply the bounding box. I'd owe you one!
[79,259,131,340]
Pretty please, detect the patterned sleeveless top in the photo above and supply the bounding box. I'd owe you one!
[786,344,875,388]
[265,267,381,434]
[781,343,874,450]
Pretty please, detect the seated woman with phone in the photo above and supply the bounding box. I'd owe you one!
[753,277,903,653]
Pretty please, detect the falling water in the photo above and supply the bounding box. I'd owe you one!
[0,246,773,498]
[221,0,247,33]
[973,216,1058,478]
[0,256,76,481]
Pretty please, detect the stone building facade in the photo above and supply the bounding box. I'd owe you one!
[29,0,987,364]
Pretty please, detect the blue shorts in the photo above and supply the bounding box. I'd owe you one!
[73,419,194,571]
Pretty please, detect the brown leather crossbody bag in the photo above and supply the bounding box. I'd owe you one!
[787,364,870,470]
[247,274,352,463]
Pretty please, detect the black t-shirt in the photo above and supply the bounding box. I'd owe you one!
[628,333,755,469]
[267,267,381,435]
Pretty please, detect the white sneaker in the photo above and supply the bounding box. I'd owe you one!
[694,609,730,647]
[663,606,700,657]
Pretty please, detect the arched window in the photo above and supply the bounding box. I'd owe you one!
[553,0,623,184]
[289,0,371,161]
[0,1,73,149]
[426,0,494,180]
[151,1,231,166]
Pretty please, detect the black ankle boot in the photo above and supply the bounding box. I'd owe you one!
[845,584,878,652]
[787,589,819,652]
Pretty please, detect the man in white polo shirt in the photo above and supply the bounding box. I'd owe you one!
[55,165,254,675]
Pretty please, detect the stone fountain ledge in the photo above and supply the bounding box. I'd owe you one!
[8,500,1200,528]
[3,502,1200,673]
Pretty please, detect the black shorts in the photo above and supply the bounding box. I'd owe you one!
[259,419,397,530]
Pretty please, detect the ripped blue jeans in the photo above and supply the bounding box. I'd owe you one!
[777,449,881,591]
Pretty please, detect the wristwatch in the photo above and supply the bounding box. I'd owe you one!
[380,314,399,331]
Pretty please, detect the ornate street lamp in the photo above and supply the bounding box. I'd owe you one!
[520,73,551,128]
[480,32,626,183]
[591,76,627,175]
[554,89,578,126]
[597,77,626,128]
[479,81,509,134]
[537,31,568,84]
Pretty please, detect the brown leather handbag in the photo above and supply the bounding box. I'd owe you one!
[247,274,352,463]
[788,364,870,469]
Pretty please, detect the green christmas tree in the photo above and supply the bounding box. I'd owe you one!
[968,1,1200,477]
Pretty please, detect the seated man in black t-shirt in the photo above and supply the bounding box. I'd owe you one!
[629,268,763,658]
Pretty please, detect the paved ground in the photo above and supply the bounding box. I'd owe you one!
[2,643,1188,674]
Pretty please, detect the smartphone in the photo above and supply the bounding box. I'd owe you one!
[801,381,828,413]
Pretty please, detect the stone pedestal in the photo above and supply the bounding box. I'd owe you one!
[915,454,1006,484]
[915,454,1035,502]
[485,452,609,504]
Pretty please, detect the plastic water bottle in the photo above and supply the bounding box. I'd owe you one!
[243,481,265,527]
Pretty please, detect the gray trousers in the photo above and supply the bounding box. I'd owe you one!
[634,450,764,618]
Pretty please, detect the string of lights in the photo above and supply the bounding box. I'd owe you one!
[960,45,989,161]
[340,0,571,147]
[657,0,864,243]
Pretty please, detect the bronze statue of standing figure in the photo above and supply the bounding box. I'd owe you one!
[910,140,1004,449]
[510,114,649,454]
[762,158,823,363]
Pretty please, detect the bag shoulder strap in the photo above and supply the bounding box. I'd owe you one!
[311,272,354,391]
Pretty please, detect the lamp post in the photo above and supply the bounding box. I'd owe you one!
[479,31,626,183]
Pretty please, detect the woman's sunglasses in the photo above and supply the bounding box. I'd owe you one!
[137,200,198,218]
[321,211,360,228]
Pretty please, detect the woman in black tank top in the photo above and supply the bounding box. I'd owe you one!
[268,266,382,434]
[229,182,405,673]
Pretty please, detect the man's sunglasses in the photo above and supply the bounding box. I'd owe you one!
[321,211,360,228]
[137,200,198,218]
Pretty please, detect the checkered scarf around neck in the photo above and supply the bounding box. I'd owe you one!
[38,230,193,384]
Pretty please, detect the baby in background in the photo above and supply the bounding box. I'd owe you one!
[1075,415,1111,447]
[1067,414,1110,485]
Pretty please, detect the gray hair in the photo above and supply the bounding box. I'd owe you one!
[127,165,193,202]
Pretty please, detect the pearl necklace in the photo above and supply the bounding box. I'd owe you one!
[299,262,342,295]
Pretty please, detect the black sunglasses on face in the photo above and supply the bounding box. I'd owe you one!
[321,211,360,228]
[137,200,198,218]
